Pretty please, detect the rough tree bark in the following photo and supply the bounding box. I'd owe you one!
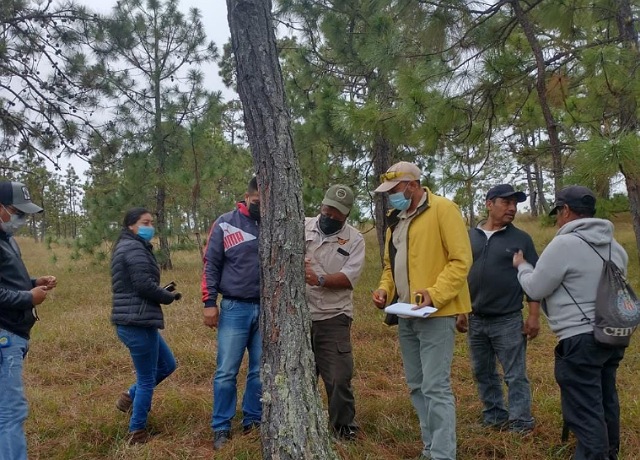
[226,0,339,458]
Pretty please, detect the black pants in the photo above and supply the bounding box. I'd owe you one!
[311,314,356,431]
[555,333,625,460]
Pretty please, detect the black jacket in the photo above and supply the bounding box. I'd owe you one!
[0,231,37,339]
[110,230,175,329]
[468,223,539,316]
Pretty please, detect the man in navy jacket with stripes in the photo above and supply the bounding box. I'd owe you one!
[201,177,261,450]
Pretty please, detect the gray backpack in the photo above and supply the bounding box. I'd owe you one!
[561,234,640,347]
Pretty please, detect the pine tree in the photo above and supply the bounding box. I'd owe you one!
[91,0,217,268]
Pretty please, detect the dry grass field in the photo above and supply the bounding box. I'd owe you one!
[17,214,640,459]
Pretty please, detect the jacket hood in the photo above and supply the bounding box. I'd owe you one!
[556,217,614,245]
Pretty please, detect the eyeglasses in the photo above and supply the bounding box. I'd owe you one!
[380,171,412,182]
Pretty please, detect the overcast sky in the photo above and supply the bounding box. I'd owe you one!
[80,0,233,97]
[66,0,234,176]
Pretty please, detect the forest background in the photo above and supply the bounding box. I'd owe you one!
[2,0,640,458]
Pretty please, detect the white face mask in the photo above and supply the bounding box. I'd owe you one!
[0,206,27,234]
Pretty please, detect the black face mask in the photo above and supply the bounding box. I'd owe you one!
[248,202,260,222]
[319,214,344,235]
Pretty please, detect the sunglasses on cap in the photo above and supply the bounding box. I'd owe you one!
[380,171,413,182]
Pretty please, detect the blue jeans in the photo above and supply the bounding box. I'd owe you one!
[468,312,534,429]
[398,317,456,460]
[212,298,262,432]
[116,325,177,431]
[555,333,625,460]
[0,329,29,460]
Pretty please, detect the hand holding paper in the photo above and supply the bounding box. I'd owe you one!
[384,302,437,318]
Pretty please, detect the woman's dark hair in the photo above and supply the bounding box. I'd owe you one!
[114,207,151,246]
[123,207,151,228]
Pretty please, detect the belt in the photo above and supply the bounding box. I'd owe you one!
[223,295,260,304]
[470,310,521,319]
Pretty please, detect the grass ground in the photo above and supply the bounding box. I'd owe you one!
[17,214,640,459]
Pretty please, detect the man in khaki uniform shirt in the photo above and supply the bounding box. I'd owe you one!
[304,184,365,440]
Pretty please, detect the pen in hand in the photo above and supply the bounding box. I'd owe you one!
[371,289,386,309]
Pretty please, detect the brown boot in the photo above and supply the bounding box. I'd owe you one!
[116,392,133,413]
[128,429,150,445]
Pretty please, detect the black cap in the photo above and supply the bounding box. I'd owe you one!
[549,185,596,216]
[486,184,527,202]
[0,181,43,214]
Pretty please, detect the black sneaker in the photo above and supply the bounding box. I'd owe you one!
[213,430,231,450]
[508,421,535,435]
[336,425,358,441]
[243,422,260,434]
[482,419,509,431]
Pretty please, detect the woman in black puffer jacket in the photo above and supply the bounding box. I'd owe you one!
[110,207,180,444]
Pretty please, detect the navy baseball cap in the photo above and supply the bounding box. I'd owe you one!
[549,185,596,216]
[486,184,527,202]
[0,181,43,214]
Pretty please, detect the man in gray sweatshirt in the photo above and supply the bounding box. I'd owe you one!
[514,185,628,460]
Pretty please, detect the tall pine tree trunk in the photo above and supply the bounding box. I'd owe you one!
[524,163,538,217]
[190,126,204,257]
[511,0,564,194]
[615,0,640,264]
[372,132,391,266]
[153,35,172,270]
[465,178,476,227]
[226,0,338,458]
[154,131,172,269]
[533,161,549,215]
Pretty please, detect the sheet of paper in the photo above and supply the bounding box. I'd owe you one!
[384,302,437,318]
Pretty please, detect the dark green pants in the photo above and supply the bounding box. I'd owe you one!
[311,314,356,431]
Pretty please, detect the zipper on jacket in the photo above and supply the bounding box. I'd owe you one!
[137,300,148,316]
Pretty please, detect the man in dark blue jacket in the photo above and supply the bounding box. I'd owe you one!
[456,184,540,434]
[0,181,56,460]
[201,177,261,450]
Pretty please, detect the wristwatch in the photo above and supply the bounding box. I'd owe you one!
[317,275,326,287]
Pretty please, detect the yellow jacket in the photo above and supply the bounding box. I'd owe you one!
[378,188,472,317]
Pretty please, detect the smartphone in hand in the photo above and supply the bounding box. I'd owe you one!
[163,281,177,292]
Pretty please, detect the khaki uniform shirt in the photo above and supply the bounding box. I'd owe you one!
[304,216,366,321]
[392,193,427,303]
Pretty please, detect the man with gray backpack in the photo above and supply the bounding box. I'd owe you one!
[512,185,632,460]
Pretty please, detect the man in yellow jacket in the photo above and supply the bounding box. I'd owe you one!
[372,161,472,460]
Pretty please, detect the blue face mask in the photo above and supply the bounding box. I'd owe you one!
[137,225,155,241]
[388,184,411,211]
[0,206,27,234]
